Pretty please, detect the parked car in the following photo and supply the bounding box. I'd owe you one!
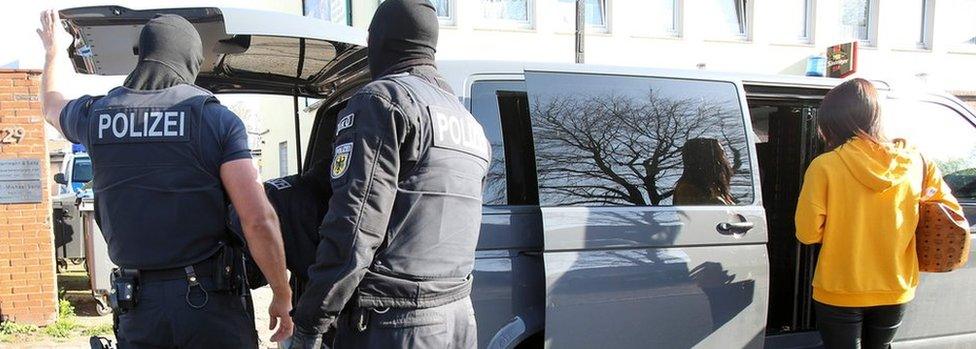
[60,6,976,348]
[52,150,93,271]
[54,150,92,195]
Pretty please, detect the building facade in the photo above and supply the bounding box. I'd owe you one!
[252,0,976,180]
[5,1,973,179]
[0,70,58,326]
[342,0,976,89]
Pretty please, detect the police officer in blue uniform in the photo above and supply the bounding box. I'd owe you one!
[37,10,293,348]
[288,1,490,347]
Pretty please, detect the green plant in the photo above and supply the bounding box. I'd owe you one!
[0,321,39,343]
[56,298,75,319]
[42,319,77,339]
[82,323,114,337]
[42,298,79,339]
[0,321,40,335]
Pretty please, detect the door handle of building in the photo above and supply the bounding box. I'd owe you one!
[717,222,754,235]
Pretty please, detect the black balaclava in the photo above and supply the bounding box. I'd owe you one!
[367,0,439,79]
[123,14,204,91]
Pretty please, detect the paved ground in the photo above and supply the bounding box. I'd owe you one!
[2,265,280,348]
[252,285,280,348]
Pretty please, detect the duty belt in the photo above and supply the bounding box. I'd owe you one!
[111,256,219,313]
[134,258,217,282]
[110,243,245,313]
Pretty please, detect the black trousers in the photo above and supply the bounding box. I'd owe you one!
[815,301,907,349]
[116,276,258,349]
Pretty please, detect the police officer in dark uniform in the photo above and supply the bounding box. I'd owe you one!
[37,11,293,348]
[229,160,332,293]
[288,0,490,347]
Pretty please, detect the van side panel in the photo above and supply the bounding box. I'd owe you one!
[542,208,769,348]
[883,97,976,345]
[472,208,545,349]
[464,78,546,349]
[896,250,976,343]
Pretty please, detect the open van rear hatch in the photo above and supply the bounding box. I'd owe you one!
[59,6,368,98]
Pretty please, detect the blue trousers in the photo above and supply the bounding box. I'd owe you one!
[116,276,258,349]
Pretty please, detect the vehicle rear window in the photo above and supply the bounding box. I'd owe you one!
[72,158,93,183]
[526,72,754,207]
[222,36,338,80]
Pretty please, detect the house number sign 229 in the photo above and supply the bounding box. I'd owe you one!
[0,127,26,144]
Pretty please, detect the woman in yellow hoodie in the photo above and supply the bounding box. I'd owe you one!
[795,78,962,348]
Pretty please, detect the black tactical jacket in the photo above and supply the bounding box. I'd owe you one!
[294,65,491,334]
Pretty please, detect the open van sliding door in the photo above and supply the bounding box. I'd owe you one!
[524,70,770,348]
[745,87,825,337]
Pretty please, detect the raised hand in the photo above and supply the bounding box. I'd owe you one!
[36,9,61,58]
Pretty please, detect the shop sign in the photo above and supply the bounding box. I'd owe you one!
[827,42,858,78]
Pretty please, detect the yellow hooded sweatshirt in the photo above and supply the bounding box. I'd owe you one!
[795,136,961,307]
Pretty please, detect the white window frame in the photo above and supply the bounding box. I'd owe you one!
[770,0,815,44]
[918,0,936,49]
[556,0,612,34]
[587,0,611,34]
[433,0,458,26]
[278,141,288,178]
[949,0,976,53]
[381,0,458,26]
[633,0,682,38]
[799,0,815,43]
[890,0,934,50]
[860,0,880,46]
[704,0,753,42]
[303,0,349,25]
[476,0,536,31]
[668,0,684,37]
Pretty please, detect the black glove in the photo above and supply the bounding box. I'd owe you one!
[286,329,324,349]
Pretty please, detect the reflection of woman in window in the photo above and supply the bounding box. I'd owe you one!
[674,138,734,205]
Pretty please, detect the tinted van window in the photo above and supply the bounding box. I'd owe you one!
[471,80,524,205]
[883,99,976,202]
[526,72,753,206]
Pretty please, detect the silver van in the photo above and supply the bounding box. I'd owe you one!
[61,6,976,348]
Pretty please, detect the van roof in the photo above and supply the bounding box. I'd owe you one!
[307,60,962,112]
[305,61,849,112]
[435,60,857,92]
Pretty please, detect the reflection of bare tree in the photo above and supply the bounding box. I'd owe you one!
[484,143,507,205]
[532,90,750,206]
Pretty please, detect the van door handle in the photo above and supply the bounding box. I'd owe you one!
[717,222,755,235]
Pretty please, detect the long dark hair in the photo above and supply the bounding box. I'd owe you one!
[817,78,886,150]
[679,138,734,202]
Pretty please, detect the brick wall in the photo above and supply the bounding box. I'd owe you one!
[0,70,57,326]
